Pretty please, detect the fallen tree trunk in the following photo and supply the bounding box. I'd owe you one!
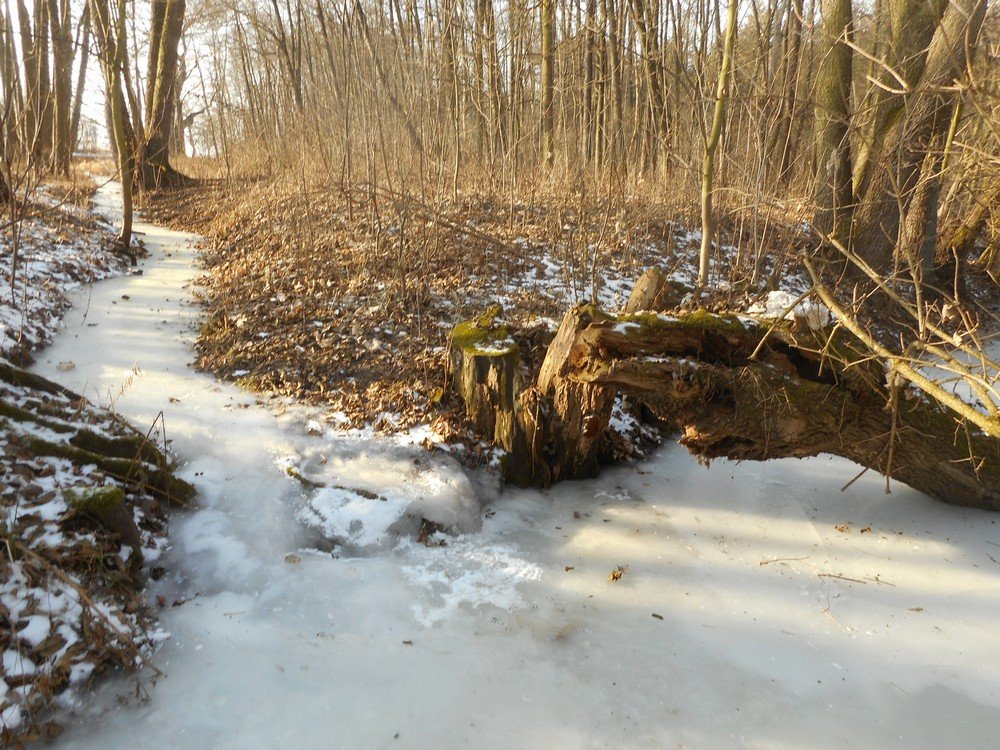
[1,360,196,506]
[450,299,1000,510]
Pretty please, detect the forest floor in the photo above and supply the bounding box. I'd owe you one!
[136,176,815,434]
[137,174,1000,452]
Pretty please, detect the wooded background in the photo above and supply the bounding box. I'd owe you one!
[2,0,998,280]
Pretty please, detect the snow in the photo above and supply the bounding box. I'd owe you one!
[28,183,1000,748]
[0,191,129,361]
[1,188,177,734]
[913,336,1000,418]
[2,651,36,678]
[299,487,409,548]
[17,616,51,649]
[747,289,833,330]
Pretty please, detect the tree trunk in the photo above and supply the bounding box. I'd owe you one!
[941,183,1000,265]
[90,0,133,248]
[48,0,73,175]
[451,303,1000,510]
[0,3,22,158]
[768,0,803,185]
[15,0,39,160]
[812,0,853,242]
[33,0,53,163]
[852,0,948,200]
[628,0,669,166]
[849,0,987,272]
[540,0,555,168]
[697,0,738,288]
[69,3,91,153]
[140,0,185,188]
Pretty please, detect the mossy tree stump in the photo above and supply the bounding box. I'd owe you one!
[450,306,523,449]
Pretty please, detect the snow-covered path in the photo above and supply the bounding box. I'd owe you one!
[31,185,1000,748]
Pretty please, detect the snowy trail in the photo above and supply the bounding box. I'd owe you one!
[31,184,1000,748]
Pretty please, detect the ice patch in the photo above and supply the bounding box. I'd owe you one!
[401,538,543,627]
[299,487,407,548]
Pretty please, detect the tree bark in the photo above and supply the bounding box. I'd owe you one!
[852,0,948,199]
[0,3,21,158]
[69,3,91,153]
[768,0,803,185]
[812,0,853,242]
[540,0,555,169]
[140,0,185,188]
[850,0,987,272]
[90,0,133,247]
[47,0,73,175]
[697,0,738,288]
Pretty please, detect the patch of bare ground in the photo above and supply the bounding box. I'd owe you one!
[139,176,813,439]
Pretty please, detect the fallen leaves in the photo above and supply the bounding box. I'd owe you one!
[607,565,629,583]
[140,179,678,444]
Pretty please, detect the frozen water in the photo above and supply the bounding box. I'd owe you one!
[29,184,1000,749]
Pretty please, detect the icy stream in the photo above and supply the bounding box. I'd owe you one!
[30,183,1000,748]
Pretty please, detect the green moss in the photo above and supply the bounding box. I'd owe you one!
[22,435,196,507]
[681,308,747,335]
[0,360,74,397]
[578,303,617,323]
[65,485,126,516]
[285,466,324,489]
[616,311,674,331]
[475,303,503,328]
[0,398,76,433]
[70,429,164,464]
[451,306,519,356]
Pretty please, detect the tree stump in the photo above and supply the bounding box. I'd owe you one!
[449,306,523,451]
[623,267,690,313]
[450,303,1000,509]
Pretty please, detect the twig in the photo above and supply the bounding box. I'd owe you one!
[818,573,867,584]
[839,466,869,492]
[759,555,811,566]
[864,574,895,586]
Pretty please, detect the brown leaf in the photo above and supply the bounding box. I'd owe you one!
[607,565,629,582]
